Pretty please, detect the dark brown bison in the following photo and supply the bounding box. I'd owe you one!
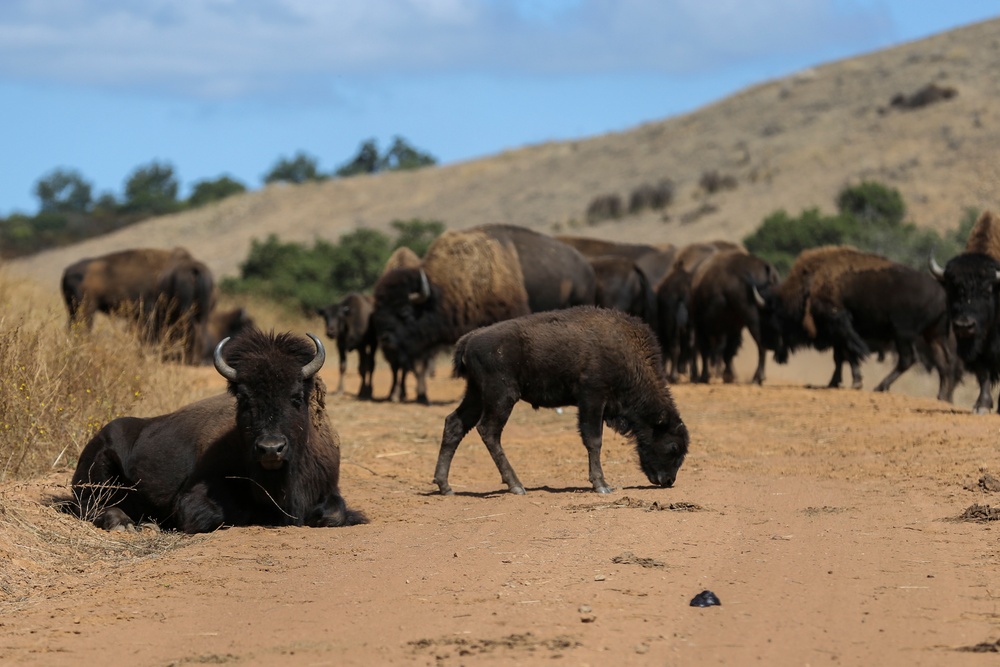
[316,292,377,399]
[202,306,255,363]
[688,249,780,384]
[61,247,214,364]
[373,225,596,402]
[379,246,434,404]
[433,306,689,495]
[656,241,743,382]
[759,246,958,399]
[589,255,656,326]
[71,329,367,533]
[556,235,677,289]
[931,210,1000,412]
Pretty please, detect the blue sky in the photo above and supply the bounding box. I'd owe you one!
[1,1,996,216]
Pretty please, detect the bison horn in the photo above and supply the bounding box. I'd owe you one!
[928,256,946,281]
[752,284,766,308]
[301,333,326,379]
[409,268,431,303]
[213,337,239,382]
[995,270,1000,284]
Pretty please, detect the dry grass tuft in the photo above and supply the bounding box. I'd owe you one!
[0,479,191,611]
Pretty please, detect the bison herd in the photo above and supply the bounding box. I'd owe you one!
[63,210,1000,533]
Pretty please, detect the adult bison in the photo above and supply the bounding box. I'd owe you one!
[589,255,656,326]
[760,246,958,400]
[316,292,377,399]
[61,247,213,364]
[688,249,780,384]
[378,246,434,403]
[71,329,367,532]
[656,241,743,382]
[931,210,1000,412]
[373,225,596,402]
[433,307,689,495]
[556,235,677,289]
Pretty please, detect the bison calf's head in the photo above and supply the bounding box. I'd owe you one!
[637,419,690,488]
[214,330,326,471]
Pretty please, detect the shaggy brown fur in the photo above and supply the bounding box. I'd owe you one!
[422,228,531,330]
[382,246,422,274]
[799,248,894,337]
[964,210,1000,260]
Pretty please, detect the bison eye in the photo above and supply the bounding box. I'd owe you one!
[290,392,305,409]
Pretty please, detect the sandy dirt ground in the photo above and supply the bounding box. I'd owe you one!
[2,348,1000,667]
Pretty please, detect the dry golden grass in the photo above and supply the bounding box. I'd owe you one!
[0,272,204,481]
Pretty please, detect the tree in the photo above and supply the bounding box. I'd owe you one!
[188,175,247,207]
[391,218,444,258]
[335,140,380,178]
[379,136,437,171]
[264,152,325,184]
[33,168,92,214]
[122,161,180,216]
[329,229,393,293]
[835,181,905,227]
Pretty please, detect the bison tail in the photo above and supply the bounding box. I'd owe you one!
[451,337,470,379]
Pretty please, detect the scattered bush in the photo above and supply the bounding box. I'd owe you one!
[628,180,674,214]
[743,181,969,274]
[585,194,623,224]
[889,83,957,111]
[187,176,247,207]
[221,219,445,310]
[699,170,738,194]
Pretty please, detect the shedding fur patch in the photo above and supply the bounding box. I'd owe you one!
[422,228,530,328]
[964,210,1000,261]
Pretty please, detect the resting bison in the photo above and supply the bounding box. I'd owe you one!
[931,210,1000,412]
[316,292,377,399]
[373,224,596,402]
[62,247,214,364]
[433,307,689,495]
[71,329,367,532]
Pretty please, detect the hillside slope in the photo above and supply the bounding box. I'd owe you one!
[8,18,1000,287]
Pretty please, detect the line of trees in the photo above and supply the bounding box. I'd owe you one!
[0,136,436,259]
[742,181,975,274]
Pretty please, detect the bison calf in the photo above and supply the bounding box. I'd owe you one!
[433,306,689,495]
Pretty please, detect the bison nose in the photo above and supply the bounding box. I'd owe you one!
[256,435,287,458]
[655,471,675,488]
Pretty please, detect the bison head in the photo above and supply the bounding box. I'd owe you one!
[636,418,689,488]
[315,303,345,341]
[932,253,1000,356]
[214,330,325,471]
[752,283,796,363]
[372,268,441,368]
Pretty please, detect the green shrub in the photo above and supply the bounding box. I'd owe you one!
[744,182,971,274]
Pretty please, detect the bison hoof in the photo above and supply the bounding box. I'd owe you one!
[416,394,430,406]
[435,483,454,496]
[594,485,615,494]
[508,485,526,495]
[974,405,992,415]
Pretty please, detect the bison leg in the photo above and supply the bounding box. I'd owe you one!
[924,335,958,403]
[174,482,227,533]
[828,348,845,388]
[475,395,525,495]
[357,346,374,400]
[414,357,430,405]
[434,386,485,495]
[578,400,613,493]
[874,342,915,393]
[973,368,994,415]
[336,346,347,395]
[721,333,740,384]
[306,493,369,527]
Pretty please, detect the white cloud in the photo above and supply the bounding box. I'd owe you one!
[0,0,891,100]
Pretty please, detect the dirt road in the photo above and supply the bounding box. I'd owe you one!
[2,354,999,666]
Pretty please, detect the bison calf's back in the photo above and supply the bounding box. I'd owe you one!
[433,306,689,495]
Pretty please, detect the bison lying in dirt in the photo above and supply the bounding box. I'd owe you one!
[433,306,689,496]
[71,329,367,533]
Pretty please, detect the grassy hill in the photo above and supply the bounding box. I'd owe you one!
[8,17,1000,288]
